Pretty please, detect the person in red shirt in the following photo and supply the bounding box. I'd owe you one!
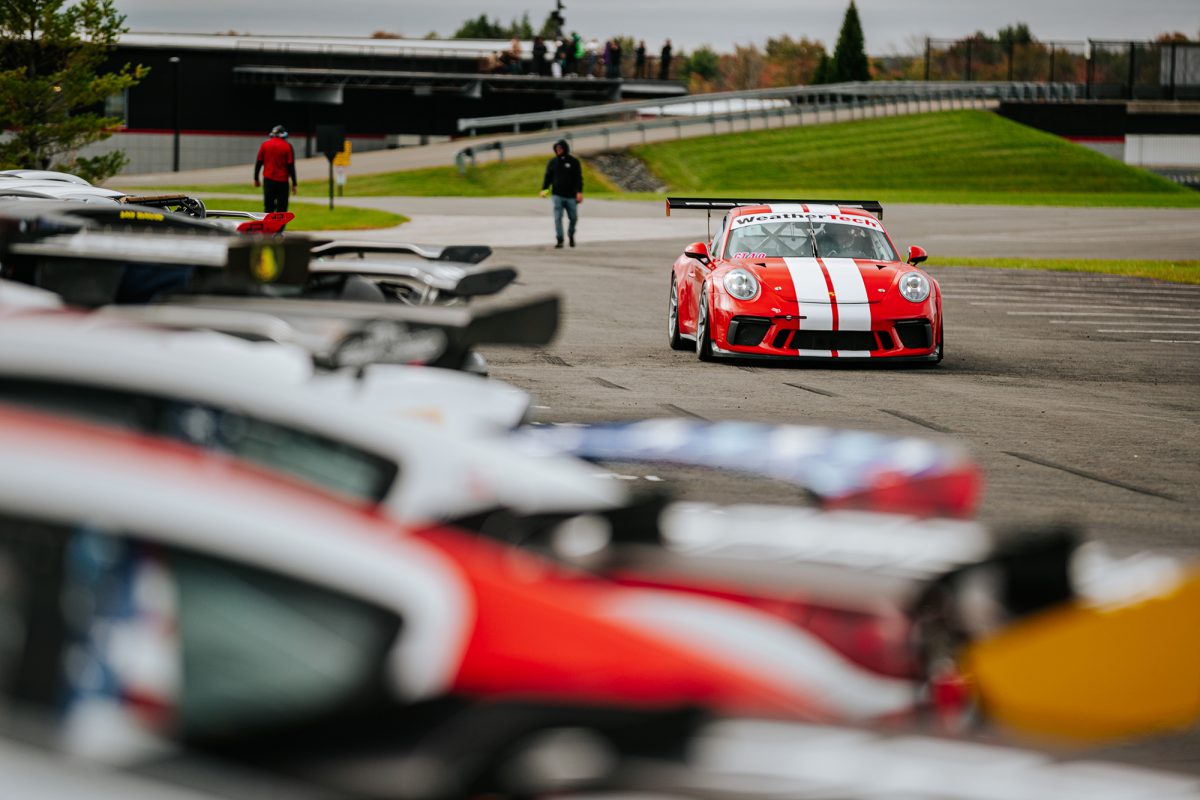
[253,125,298,212]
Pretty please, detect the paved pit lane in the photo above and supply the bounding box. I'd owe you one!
[480,238,1200,772]
[328,197,1199,771]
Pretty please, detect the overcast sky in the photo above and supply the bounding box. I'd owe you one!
[115,0,1197,53]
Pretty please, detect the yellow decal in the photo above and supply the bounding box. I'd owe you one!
[118,210,164,221]
[250,244,282,283]
[963,568,1200,743]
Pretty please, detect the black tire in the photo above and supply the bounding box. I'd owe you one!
[933,322,944,364]
[668,277,688,351]
[696,287,714,362]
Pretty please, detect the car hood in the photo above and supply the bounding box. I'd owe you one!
[735,258,902,304]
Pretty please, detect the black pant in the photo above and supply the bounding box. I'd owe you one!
[263,179,290,212]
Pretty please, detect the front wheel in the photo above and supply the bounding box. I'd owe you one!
[696,287,714,362]
[668,277,688,351]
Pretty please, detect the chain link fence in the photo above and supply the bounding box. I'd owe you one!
[923,38,1200,100]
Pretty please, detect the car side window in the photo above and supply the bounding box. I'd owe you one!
[0,516,403,742]
[0,514,70,706]
[0,379,399,505]
[165,542,401,739]
[710,213,729,259]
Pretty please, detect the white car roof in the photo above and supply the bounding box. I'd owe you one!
[0,405,472,701]
[0,311,624,520]
[0,169,92,185]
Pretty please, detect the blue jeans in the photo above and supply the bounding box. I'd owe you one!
[552,194,578,243]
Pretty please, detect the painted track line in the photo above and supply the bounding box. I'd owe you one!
[660,403,708,421]
[590,377,630,391]
[879,409,953,434]
[782,382,838,398]
[1003,451,1177,501]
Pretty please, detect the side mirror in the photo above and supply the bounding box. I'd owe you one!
[684,241,710,263]
[907,245,928,266]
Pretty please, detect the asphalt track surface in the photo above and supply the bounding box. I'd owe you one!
[439,199,1200,771]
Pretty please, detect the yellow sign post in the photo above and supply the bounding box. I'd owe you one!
[332,140,351,197]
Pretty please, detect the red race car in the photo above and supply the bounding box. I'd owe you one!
[666,198,942,364]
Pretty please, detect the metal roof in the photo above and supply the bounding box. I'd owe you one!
[120,32,534,60]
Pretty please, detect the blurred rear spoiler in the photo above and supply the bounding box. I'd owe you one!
[119,194,207,217]
[162,293,560,369]
[311,240,492,264]
[512,419,980,518]
[309,259,517,298]
[666,197,883,220]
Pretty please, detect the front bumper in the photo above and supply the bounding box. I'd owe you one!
[714,309,939,361]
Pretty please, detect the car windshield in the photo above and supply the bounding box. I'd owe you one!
[726,220,897,262]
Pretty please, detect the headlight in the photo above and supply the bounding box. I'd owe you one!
[722,268,759,301]
[898,271,931,303]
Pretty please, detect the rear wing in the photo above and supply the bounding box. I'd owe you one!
[160,293,560,371]
[512,419,980,518]
[308,259,517,298]
[119,194,207,218]
[666,197,883,220]
[0,199,228,233]
[0,223,312,307]
[311,240,492,264]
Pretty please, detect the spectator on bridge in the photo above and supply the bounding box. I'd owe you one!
[586,37,601,77]
[635,40,646,78]
[565,32,581,75]
[606,38,622,78]
[532,36,548,76]
[551,40,564,77]
[508,36,523,73]
[253,124,297,213]
[659,39,673,80]
[539,139,583,249]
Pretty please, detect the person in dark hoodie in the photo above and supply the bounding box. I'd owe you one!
[539,139,583,248]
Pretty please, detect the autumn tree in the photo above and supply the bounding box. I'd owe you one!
[831,0,870,81]
[0,0,146,181]
[453,13,534,39]
[762,35,827,86]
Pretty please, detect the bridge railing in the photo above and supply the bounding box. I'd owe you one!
[455,80,1080,136]
[453,81,1080,174]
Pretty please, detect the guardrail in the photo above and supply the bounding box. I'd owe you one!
[456,80,1080,135]
[454,81,1081,174]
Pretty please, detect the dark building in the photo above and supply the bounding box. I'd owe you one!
[94,33,681,174]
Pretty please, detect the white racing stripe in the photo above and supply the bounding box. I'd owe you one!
[783,258,834,336]
[823,259,872,354]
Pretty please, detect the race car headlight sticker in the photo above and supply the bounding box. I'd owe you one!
[899,272,931,303]
[723,269,760,301]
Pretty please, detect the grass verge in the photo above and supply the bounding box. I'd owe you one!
[110,111,1200,209]
[929,256,1200,285]
[630,110,1200,207]
[122,157,618,199]
[200,198,407,231]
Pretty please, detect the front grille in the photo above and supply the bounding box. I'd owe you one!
[894,320,934,349]
[728,316,771,346]
[772,329,791,348]
[788,330,879,351]
[877,330,895,350]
